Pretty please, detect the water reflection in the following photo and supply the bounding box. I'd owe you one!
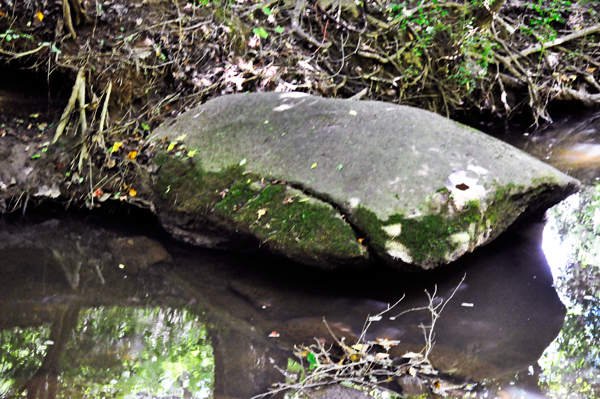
[540,184,600,399]
[488,108,600,185]
[0,217,567,398]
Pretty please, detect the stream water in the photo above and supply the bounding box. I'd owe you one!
[1,109,600,399]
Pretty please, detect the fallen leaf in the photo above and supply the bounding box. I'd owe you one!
[402,352,424,359]
[349,110,357,116]
[129,189,137,197]
[311,162,317,169]
[98,193,111,202]
[167,142,176,151]
[110,142,123,153]
[127,151,138,160]
[35,11,43,21]
[257,208,268,219]
[187,149,198,157]
[239,158,247,166]
[376,338,401,348]
[351,343,368,352]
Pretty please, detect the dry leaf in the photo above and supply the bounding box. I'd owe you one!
[257,208,268,219]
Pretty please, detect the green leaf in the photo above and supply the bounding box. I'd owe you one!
[141,123,150,130]
[253,27,268,39]
[274,26,284,34]
[337,164,343,171]
[307,352,319,370]
[31,154,41,159]
[262,7,272,15]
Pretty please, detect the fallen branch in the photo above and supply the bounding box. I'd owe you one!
[519,26,600,58]
[558,88,600,104]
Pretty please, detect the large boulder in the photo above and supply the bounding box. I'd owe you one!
[150,92,579,270]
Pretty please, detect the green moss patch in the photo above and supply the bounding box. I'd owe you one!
[353,201,483,267]
[153,151,365,262]
[352,179,559,267]
[218,184,364,259]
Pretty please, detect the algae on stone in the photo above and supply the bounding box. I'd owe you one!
[153,151,368,269]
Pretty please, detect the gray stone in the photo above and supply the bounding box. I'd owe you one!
[151,93,580,270]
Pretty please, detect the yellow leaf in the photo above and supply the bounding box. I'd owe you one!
[129,189,137,197]
[187,149,198,157]
[167,142,176,151]
[110,142,123,153]
[36,11,43,21]
[127,151,137,160]
[257,208,268,219]
[311,162,317,169]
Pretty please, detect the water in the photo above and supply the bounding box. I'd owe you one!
[1,111,600,399]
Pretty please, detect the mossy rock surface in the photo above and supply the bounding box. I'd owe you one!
[151,93,580,270]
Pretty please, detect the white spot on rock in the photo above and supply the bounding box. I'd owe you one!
[446,170,486,210]
[388,176,402,186]
[273,104,294,112]
[385,240,412,263]
[382,223,402,238]
[416,164,430,177]
[467,164,489,175]
[428,148,441,153]
[349,197,361,208]
[279,92,309,99]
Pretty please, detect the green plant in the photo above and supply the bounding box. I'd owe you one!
[520,0,573,41]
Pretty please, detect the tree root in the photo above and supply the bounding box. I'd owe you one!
[62,0,91,39]
[52,68,86,144]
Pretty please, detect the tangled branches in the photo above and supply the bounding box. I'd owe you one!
[254,275,468,398]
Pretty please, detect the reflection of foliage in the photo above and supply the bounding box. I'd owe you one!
[0,326,51,393]
[0,307,214,398]
[541,184,600,398]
